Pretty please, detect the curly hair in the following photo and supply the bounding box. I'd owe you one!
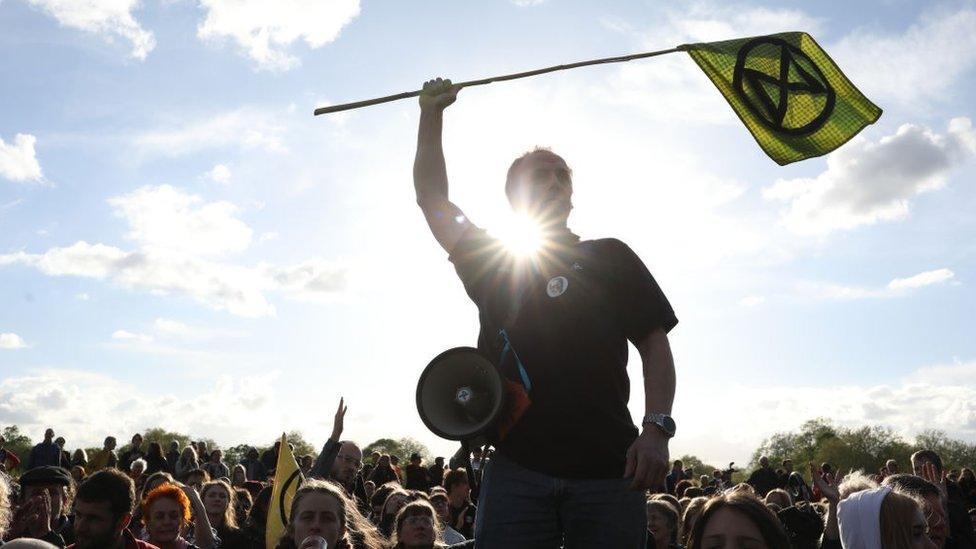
[282,479,384,549]
[200,479,237,529]
[141,483,191,526]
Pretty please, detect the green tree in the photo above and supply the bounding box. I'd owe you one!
[285,431,316,460]
[2,425,33,472]
[677,455,718,477]
[363,438,431,462]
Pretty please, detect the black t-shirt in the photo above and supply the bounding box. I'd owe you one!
[449,228,677,479]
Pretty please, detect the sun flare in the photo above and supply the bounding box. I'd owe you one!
[498,213,544,257]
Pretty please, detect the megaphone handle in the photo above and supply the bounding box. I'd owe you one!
[461,440,478,497]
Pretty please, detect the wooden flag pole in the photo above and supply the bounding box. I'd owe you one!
[313,46,684,116]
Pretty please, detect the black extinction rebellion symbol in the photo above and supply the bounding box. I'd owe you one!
[732,37,836,136]
[278,469,301,526]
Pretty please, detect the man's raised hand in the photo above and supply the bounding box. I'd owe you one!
[330,397,347,442]
[419,78,459,111]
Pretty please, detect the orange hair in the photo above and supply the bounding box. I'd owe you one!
[141,483,192,525]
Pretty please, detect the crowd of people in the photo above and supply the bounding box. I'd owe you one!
[2,416,976,549]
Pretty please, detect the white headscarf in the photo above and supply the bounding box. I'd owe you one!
[838,485,892,549]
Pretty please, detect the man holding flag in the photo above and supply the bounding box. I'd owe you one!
[413,78,679,547]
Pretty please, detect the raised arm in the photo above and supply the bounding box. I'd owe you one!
[624,327,675,491]
[414,78,472,254]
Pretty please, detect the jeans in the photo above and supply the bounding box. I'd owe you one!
[473,453,647,548]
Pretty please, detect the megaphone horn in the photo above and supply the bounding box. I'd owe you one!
[416,347,506,443]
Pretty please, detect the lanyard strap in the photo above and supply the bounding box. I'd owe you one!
[498,329,532,393]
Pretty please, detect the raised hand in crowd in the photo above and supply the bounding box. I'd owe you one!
[331,396,347,442]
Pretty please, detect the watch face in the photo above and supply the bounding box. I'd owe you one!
[662,416,676,435]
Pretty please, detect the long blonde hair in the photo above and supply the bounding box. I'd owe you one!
[283,479,384,549]
[880,489,926,549]
[200,479,237,529]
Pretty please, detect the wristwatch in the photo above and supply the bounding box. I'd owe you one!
[642,413,676,438]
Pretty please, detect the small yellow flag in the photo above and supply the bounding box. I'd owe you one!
[266,434,304,549]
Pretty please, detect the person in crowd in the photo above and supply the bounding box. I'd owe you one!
[836,485,937,549]
[199,480,245,547]
[888,459,901,475]
[130,458,148,493]
[308,399,370,515]
[427,458,445,489]
[746,456,780,497]
[364,481,376,503]
[673,479,695,499]
[428,492,465,545]
[911,450,976,549]
[362,452,380,481]
[144,443,170,476]
[274,479,384,549]
[299,455,313,476]
[369,483,399,525]
[0,434,23,472]
[368,455,400,487]
[646,499,680,549]
[141,482,215,549]
[88,437,119,473]
[764,488,792,510]
[66,468,156,549]
[120,434,146,473]
[164,443,180,474]
[378,488,416,538]
[233,488,252,530]
[687,491,791,549]
[680,497,707,547]
[54,438,71,469]
[11,466,76,546]
[883,474,952,549]
[182,470,209,494]
[240,485,272,548]
[229,464,247,488]
[71,466,87,484]
[666,460,686,495]
[194,443,208,464]
[389,500,442,549]
[260,442,280,472]
[443,469,475,540]
[201,451,229,481]
[70,450,87,472]
[390,456,403,482]
[174,447,199,481]
[27,429,63,470]
[239,448,267,482]
[404,454,431,492]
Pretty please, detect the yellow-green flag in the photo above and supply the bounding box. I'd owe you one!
[266,434,304,549]
[681,32,882,165]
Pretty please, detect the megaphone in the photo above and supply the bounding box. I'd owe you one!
[416,347,506,447]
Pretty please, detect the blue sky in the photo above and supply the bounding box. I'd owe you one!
[1,0,974,465]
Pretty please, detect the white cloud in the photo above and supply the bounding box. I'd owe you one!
[831,7,976,108]
[203,164,232,184]
[153,318,190,336]
[797,268,956,301]
[111,329,153,343]
[0,333,28,349]
[135,109,287,157]
[75,292,91,301]
[739,295,765,307]
[0,186,348,317]
[0,133,43,183]
[197,0,360,71]
[0,369,284,447]
[888,268,955,291]
[764,118,976,236]
[675,359,976,465]
[23,0,155,60]
[107,185,252,256]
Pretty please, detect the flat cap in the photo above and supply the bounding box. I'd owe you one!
[19,466,72,487]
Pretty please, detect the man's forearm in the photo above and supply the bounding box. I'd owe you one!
[414,109,449,204]
[642,330,675,418]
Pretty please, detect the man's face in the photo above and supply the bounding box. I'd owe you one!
[44,429,54,441]
[431,498,450,521]
[55,437,65,448]
[106,438,117,451]
[331,443,363,485]
[448,481,469,502]
[886,460,898,474]
[26,484,66,518]
[74,499,127,549]
[211,451,222,463]
[510,151,573,226]
[132,435,142,447]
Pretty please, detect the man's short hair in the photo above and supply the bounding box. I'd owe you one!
[504,147,569,207]
[882,474,941,499]
[443,468,468,491]
[76,469,135,522]
[911,450,943,473]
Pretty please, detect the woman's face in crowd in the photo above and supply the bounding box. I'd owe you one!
[293,492,343,548]
[699,507,768,549]
[203,486,229,515]
[398,512,435,547]
[912,508,939,549]
[232,469,246,484]
[646,508,672,544]
[147,498,184,543]
[431,498,450,521]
